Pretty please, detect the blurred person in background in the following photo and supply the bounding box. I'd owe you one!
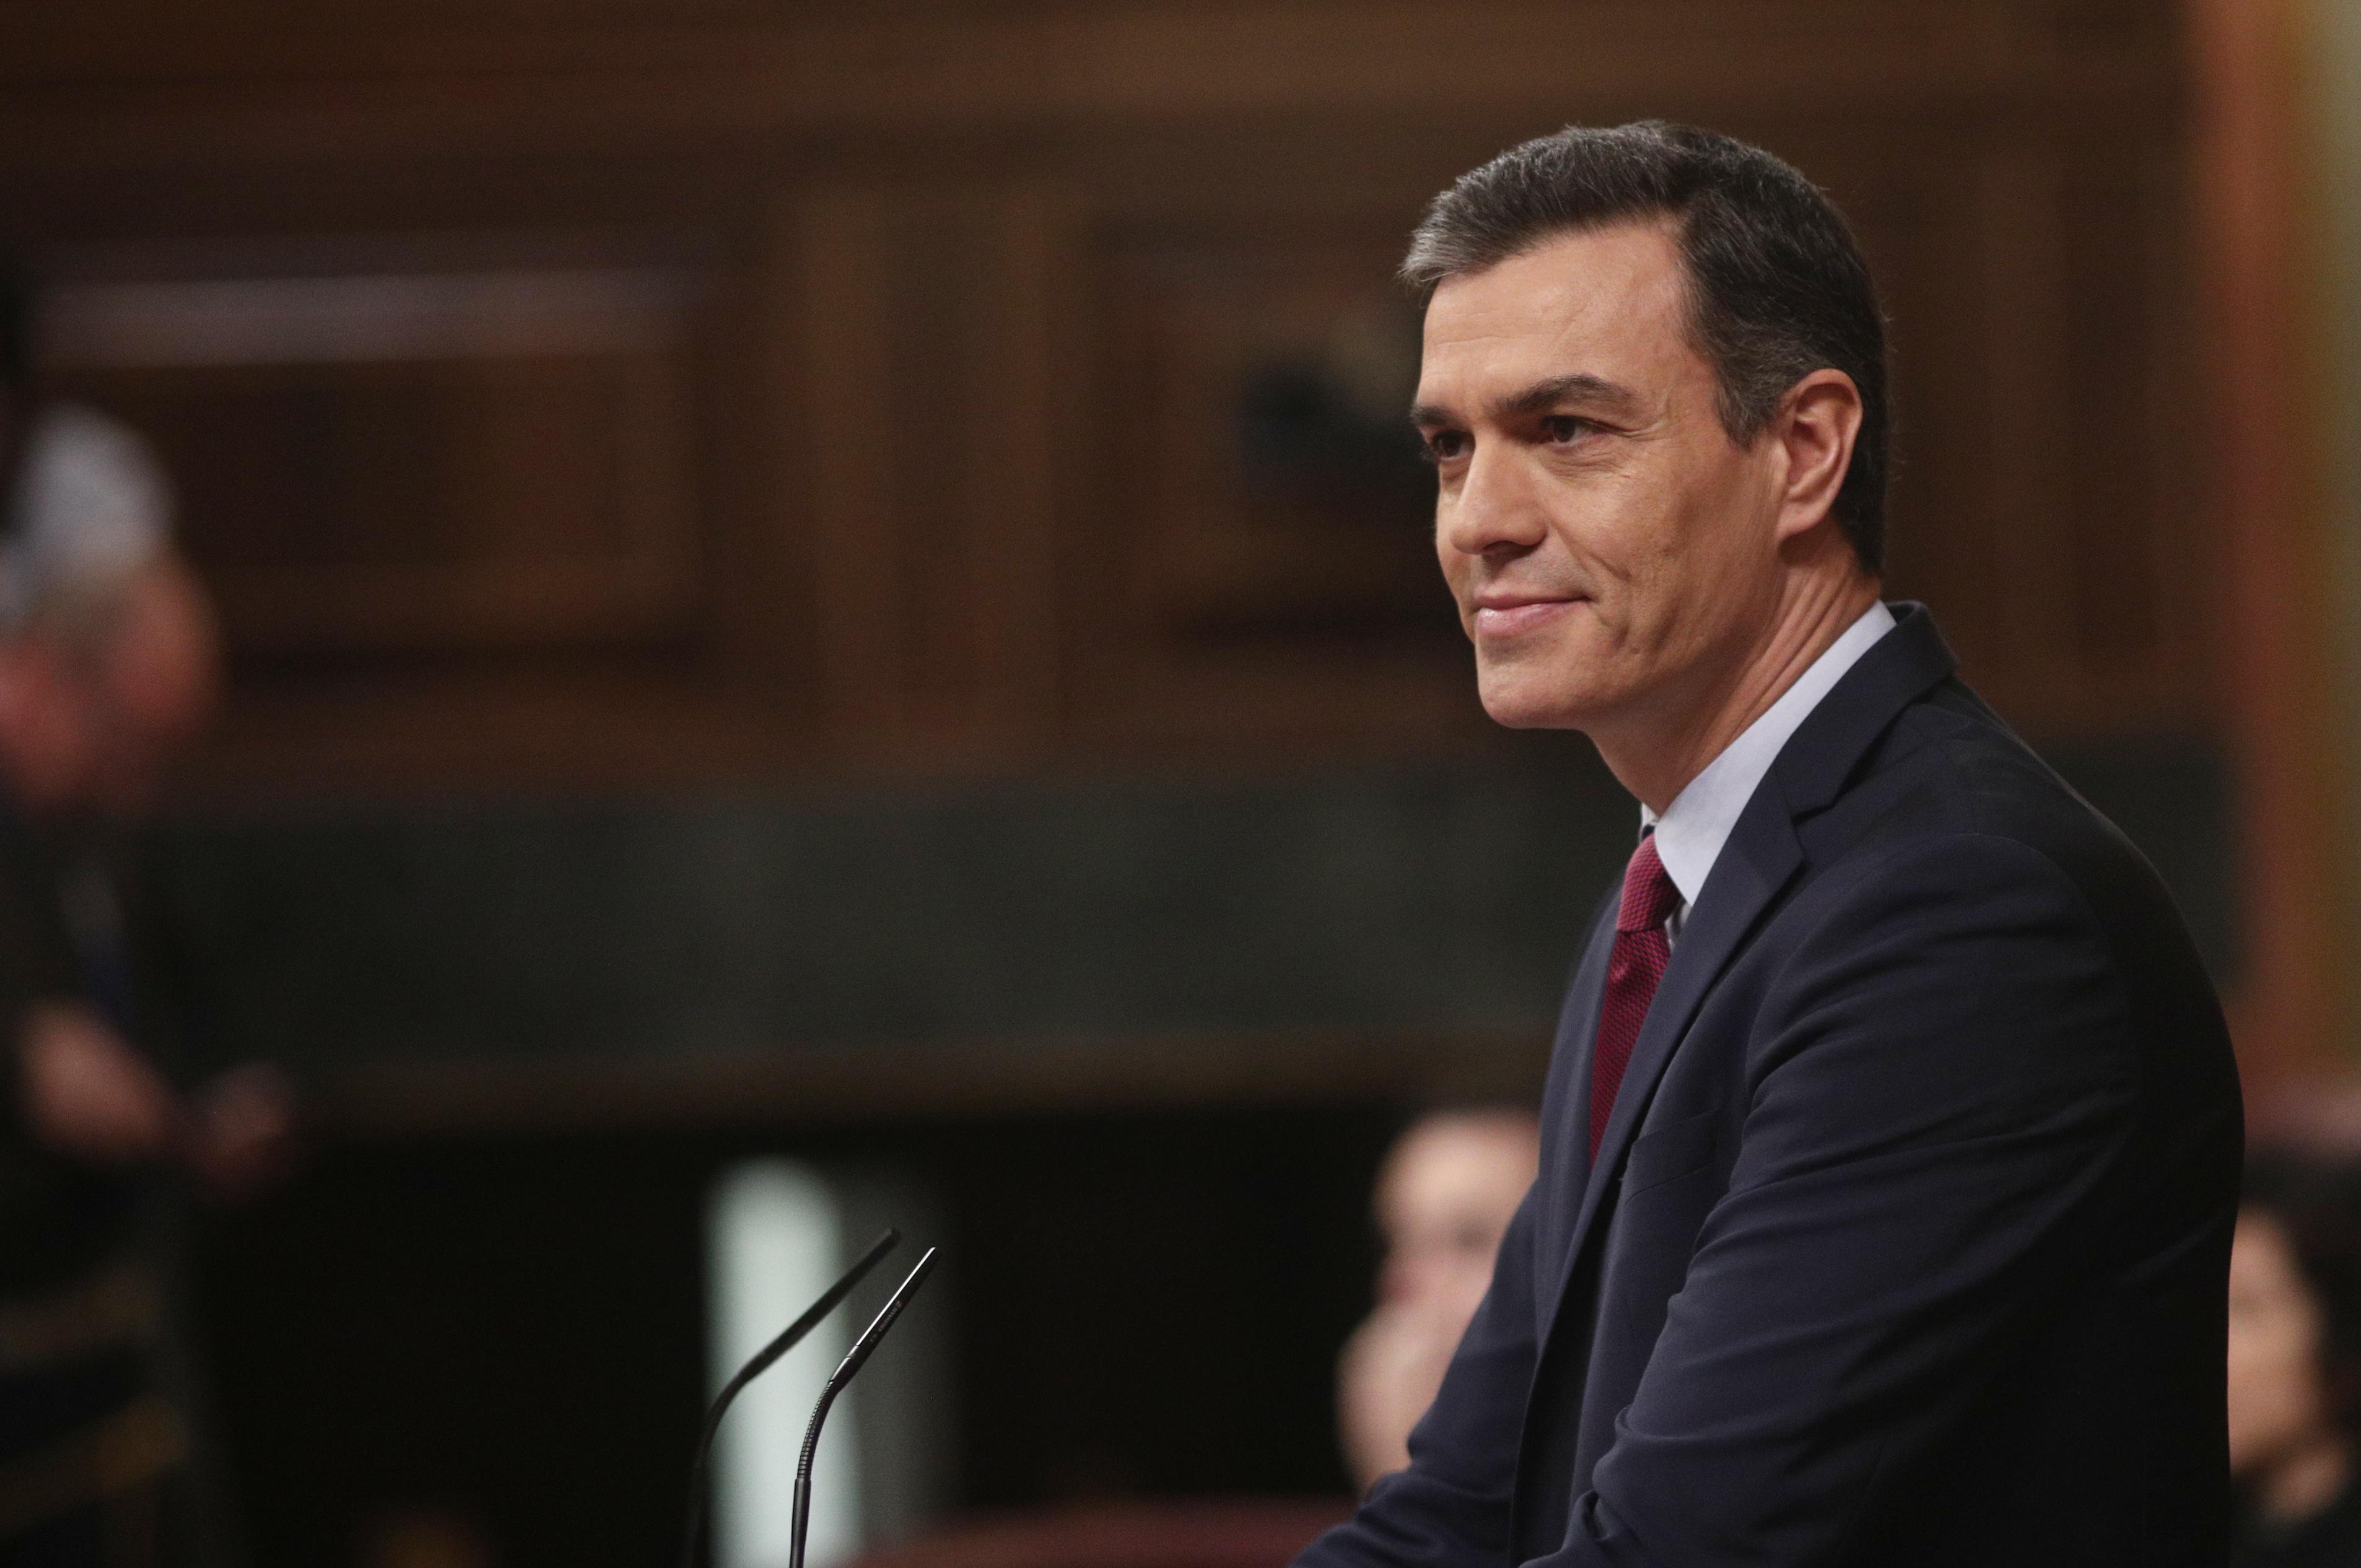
[1338,1108,1538,1494]
[2232,1152,2361,1566]
[0,264,293,1566]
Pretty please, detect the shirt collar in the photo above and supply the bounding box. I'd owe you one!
[1640,602,1897,908]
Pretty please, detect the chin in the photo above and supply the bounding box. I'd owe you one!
[1474,671,1593,732]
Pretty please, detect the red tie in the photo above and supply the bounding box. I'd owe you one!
[1591,833,1682,1160]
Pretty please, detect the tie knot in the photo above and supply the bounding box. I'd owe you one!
[1617,834,1681,933]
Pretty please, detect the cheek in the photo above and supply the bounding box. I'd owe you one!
[1620,469,1784,638]
[1435,522,1468,599]
[1548,460,1706,601]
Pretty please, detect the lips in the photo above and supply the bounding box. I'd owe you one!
[1471,593,1584,638]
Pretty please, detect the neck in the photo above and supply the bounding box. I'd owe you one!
[2260,1431,2354,1527]
[1594,568,1881,816]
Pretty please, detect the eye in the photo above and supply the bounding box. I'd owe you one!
[1542,415,1596,445]
[1421,429,1470,464]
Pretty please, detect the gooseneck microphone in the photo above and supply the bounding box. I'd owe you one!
[788,1248,940,1568]
[679,1228,903,1568]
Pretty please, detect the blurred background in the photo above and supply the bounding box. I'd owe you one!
[0,0,2350,1564]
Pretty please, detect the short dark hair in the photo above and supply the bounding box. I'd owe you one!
[1402,121,1890,573]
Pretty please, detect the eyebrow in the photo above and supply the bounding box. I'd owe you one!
[1410,372,1644,430]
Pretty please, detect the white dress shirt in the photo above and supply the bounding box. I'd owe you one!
[1641,602,1896,939]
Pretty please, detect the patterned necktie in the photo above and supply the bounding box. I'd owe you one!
[1591,832,1682,1160]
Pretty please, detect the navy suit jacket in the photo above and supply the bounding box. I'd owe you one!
[1301,604,2241,1567]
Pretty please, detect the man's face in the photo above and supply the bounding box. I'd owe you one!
[1374,1112,1538,1315]
[1413,222,1790,733]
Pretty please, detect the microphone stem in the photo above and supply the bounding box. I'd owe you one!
[785,1248,938,1568]
[789,1380,846,1568]
[679,1229,899,1568]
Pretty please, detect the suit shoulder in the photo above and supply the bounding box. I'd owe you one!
[1798,685,2219,1017]
[1826,687,2145,886]
[1779,681,2240,1191]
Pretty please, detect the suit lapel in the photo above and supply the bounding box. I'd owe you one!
[1553,899,1621,1177]
[1538,796,1804,1348]
[1534,602,1960,1351]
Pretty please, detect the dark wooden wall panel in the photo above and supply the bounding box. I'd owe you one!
[792,186,1072,757]
[1080,224,1473,747]
[0,0,2212,792]
[50,270,703,655]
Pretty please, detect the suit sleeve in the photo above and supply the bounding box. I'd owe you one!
[1297,1184,1542,1568]
[1548,832,2153,1566]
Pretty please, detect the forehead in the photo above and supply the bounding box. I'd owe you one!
[1417,220,1695,408]
[1381,1117,1537,1210]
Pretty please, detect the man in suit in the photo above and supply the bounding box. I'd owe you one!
[1298,122,2241,1566]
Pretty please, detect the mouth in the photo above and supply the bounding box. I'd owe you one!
[1470,593,1584,639]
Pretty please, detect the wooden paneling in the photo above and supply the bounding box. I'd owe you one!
[2189,0,2346,1083]
[0,0,2315,1106]
[48,269,702,655]
[1864,143,2205,731]
[790,186,1072,756]
[0,0,2217,790]
[1078,226,1473,746]
[0,5,2167,116]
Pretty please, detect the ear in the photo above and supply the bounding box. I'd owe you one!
[1770,368,1863,544]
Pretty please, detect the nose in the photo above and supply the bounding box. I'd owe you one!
[1438,441,1548,560]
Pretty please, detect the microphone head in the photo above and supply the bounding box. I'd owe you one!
[832,1248,939,1388]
